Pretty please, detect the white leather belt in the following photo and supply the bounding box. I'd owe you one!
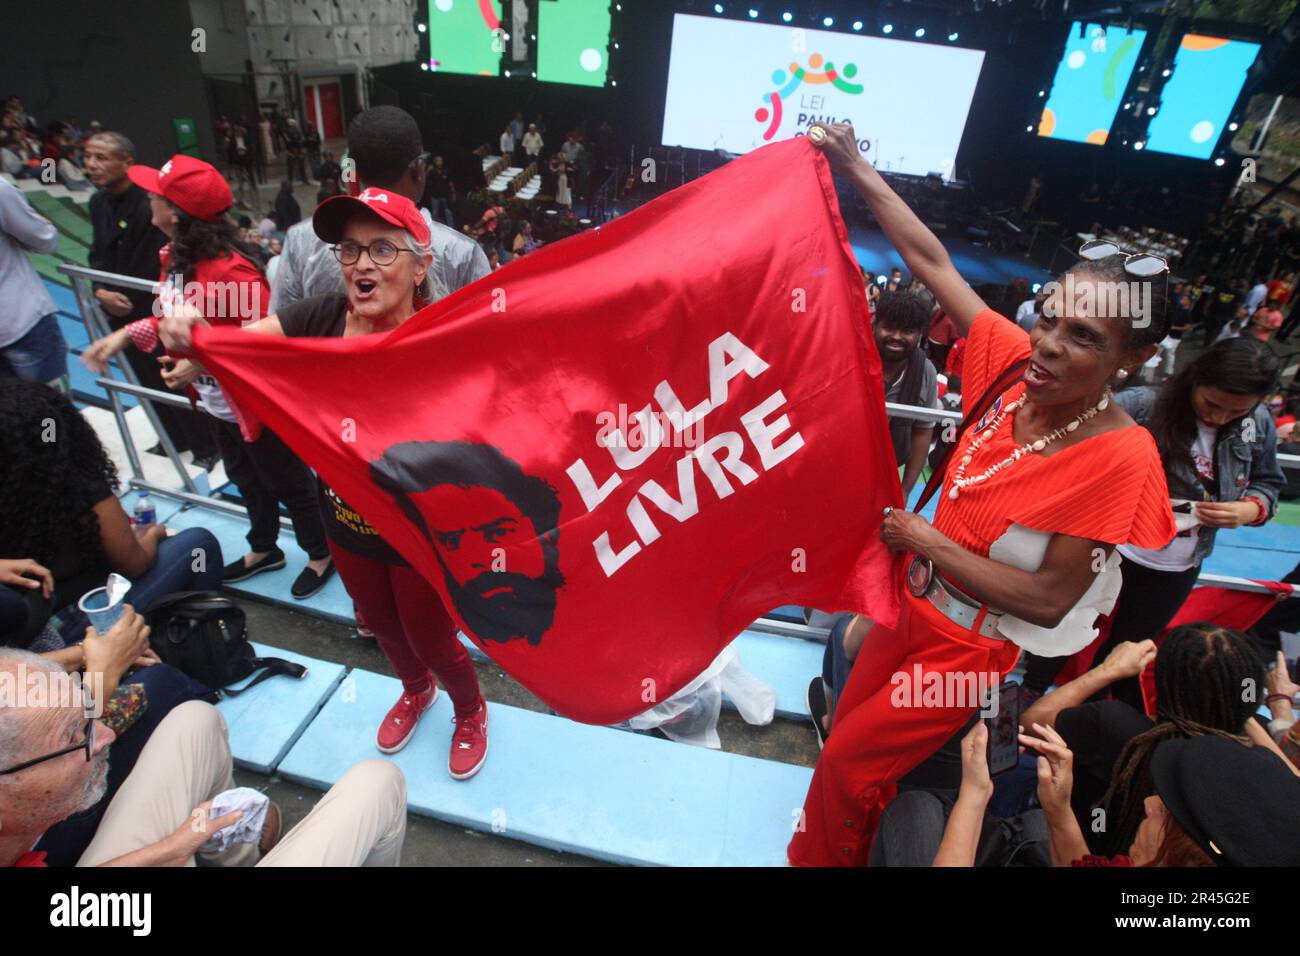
[908,555,1006,640]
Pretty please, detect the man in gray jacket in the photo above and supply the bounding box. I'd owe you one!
[270,106,489,313]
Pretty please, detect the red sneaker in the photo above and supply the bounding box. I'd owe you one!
[376,681,438,754]
[448,701,489,780]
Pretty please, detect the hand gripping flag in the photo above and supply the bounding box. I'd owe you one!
[191,137,902,724]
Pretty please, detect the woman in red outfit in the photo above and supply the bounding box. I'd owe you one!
[158,188,489,780]
[788,124,1178,866]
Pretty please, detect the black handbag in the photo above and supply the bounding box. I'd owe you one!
[141,591,305,694]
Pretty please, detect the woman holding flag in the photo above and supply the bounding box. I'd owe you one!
[158,188,490,781]
[790,124,1178,866]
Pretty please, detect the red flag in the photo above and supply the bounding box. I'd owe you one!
[191,138,901,724]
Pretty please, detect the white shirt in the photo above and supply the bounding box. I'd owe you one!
[500,131,515,154]
[522,131,544,156]
[1119,422,1217,572]
[1246,283,1268,313]
[1015,298,1038,332]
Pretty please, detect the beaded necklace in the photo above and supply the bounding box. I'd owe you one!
[948,388,1111,500]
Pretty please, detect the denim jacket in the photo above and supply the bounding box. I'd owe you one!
[1115,386,1284,563]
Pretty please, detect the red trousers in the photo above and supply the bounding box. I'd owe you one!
[787,569,1020,866]
[329,542,483,718]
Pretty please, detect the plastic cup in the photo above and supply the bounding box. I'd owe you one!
[79,586,126,634]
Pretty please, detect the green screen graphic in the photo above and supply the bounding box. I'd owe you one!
[537,0,612,87]
[428,0,503,77]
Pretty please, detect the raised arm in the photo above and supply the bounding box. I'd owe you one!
[812,124,987,337]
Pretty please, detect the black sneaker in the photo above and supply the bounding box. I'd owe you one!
[291,561,336,599]
[806,677,831,750]
[224,549,286,583]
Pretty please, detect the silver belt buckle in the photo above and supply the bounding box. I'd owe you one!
[906,555,934,598]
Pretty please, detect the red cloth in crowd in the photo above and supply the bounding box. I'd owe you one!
[190,137,902,725]
[12,851,47,867]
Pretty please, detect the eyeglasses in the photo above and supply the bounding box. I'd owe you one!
[331,239,418,267]
[1078,239,1168,278]
[0,716,95,776]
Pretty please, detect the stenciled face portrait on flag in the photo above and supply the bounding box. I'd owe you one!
[190,136,902,724]
[370,439,565,647]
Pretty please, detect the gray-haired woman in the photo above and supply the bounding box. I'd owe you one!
[160,187,489,780]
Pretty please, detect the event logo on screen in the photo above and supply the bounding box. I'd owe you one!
[662,14,984,177]
[754,53,865,141]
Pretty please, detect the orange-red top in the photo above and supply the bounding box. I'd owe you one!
[933,309,1176,557]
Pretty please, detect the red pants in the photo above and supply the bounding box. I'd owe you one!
[329,542,483,717]
[787,569,1020,866]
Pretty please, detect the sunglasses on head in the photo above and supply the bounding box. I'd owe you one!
[1078,239,1168,278]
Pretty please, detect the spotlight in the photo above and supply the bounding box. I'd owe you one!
[532,71,537,77]
[748,8,757,17]
[852,20,863,30]
[782,11,792,22]
[417,23,426,33]
[420,61,429,70]
[1031,283,1042,293]
[1026,125,1033,132]
[882,23,893,33]
[948,31,959,41]
[1134,141,1144,150]
[915,27,925,38]
[1146,106,1157,116]
[713,3,723,12]
[1038,90,1045,97]
[1214,157,1225,166]
[1161,68,1171,77]
[823,16,833,26]
[1228,121,1238,131]
[505,69,512,76]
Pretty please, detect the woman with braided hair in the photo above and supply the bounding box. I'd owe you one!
[1018,622,1291,857]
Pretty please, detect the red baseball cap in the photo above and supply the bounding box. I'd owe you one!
[313,187,430,247]
[127,154,233,222]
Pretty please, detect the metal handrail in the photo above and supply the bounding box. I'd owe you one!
[884,400,1300,471]
[71,279,1298,610]
[58,262,198,493]
[96,377,293,532]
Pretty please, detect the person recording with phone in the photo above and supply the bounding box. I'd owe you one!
[789,122,1177,867]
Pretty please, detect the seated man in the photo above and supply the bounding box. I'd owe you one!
[0,648,407,867]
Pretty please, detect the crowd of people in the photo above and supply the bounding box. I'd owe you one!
[2,92,1299,870]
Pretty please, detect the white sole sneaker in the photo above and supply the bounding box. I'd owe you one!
[375,684,439,755]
